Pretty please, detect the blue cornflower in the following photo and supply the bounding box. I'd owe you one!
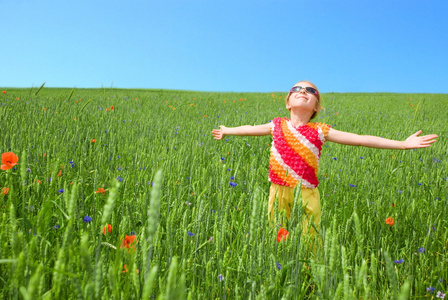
[53,225,60,230]
[427,287,435,293]
[349,184,356,187]
[58,189,64,193]
[229,182,237,187]
[230,176,235,180]
[360,157,364,159]
[117,167,122,171]
[394,259,404,264]
[220,157,225,161]
[417,183,422,186]
[276,263,282,270]
[26,168,31,173]
[130,231,136,236]
[418,247,426,253]
[187,231,195,236]
[227,169,231,171]
[333,157,337,160]
[218,274,224,282]
[83,216,92,223]
[117,176,123,182]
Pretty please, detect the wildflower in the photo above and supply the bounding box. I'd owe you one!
[103,224,112,235]
[187,231,195,236]
[418,247,425,253]
[2,91,5,94]
[185,201,192,205]
[92,139,96,143]
[360,157,364,159]
[1,152,19,170]
[111,106,114,110]
[427,287,435,293]
[437,291,446,299]
[417,183,422,186]
[120,235,137,250]
[209,237,213,242]
[58,170,62,177]
[2,187,9,195]
[58,189,64,193]
[277,228,289,242]
[385,217,394,226]
[229,182,237,187]
[276,263,282,270]
[230,176,235,180]
[394,259,404,264]
[221,157,225,161]
[26,168,31,173]
[123,264,128,273]
[53,225,60,230]
[83,215,92,223]
[218,274,223,282]
[333,157,337,160]
[117,176,123,182]
[95,187,107,194]
[349,184,356,187]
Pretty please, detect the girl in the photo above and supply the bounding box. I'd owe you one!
[212,81,438,237]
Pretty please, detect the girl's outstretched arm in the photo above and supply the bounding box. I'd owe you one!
[212,123,271,140]
[326,128,438,150]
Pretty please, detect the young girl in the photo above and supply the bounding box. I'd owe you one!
[212,81,438,237]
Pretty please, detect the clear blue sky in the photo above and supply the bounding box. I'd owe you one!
[1,0,447,93]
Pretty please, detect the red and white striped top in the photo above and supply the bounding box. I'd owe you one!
[269,118,330,188]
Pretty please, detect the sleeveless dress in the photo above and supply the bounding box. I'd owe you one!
[268,117,330,235]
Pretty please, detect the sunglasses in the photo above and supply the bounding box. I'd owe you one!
[289,86,318,95]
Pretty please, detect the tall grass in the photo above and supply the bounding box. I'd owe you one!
[0,88,446,299]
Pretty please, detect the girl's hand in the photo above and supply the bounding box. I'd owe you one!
[212,125,227,140]
[403,130,438,149]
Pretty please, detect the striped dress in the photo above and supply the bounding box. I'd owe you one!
[269,117,331,188]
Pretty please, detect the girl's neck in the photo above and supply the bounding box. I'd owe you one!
[289,112,311,127]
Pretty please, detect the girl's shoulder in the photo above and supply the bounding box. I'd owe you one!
[307,122,331,136]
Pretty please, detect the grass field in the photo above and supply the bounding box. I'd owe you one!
[0,87,447,299]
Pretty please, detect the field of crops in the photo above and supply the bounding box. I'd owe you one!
[0,87,446,299]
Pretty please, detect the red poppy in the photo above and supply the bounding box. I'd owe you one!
[102,224,112,235]
[106,108,109,111]
[58,170,62,177]
[385,217,395,226]
[110,106,114,110]
[122,264,128,273]
[277,228,289,242]
[121,235,137,250]
[2,91,6,94]
[1,152,19,170]
[92,139,96,143]
[2,187,9,195]
[95,187,107,194]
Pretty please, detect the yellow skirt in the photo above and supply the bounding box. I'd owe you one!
[268,183,321,236]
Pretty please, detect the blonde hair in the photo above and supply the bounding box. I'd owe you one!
[285,80,322,120]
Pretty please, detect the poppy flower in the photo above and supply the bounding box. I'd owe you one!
[120,235,137,250]
[95,187,107,194]
[277,228,289,242]
[92,139,96,143]
[58,170,62,177]
[2,187,9,195]
[1,152,19,170]
[103,224,112,235]
[110,106,114,110]
[2,91,6,94]
[385,217,394,226]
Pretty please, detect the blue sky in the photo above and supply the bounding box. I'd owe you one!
[1,0,447,93]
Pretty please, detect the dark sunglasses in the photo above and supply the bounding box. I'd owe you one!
[289,86,318,95]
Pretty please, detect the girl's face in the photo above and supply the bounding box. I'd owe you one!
[286,81,319,113]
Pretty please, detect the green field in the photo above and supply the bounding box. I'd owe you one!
[0,87,447,299]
